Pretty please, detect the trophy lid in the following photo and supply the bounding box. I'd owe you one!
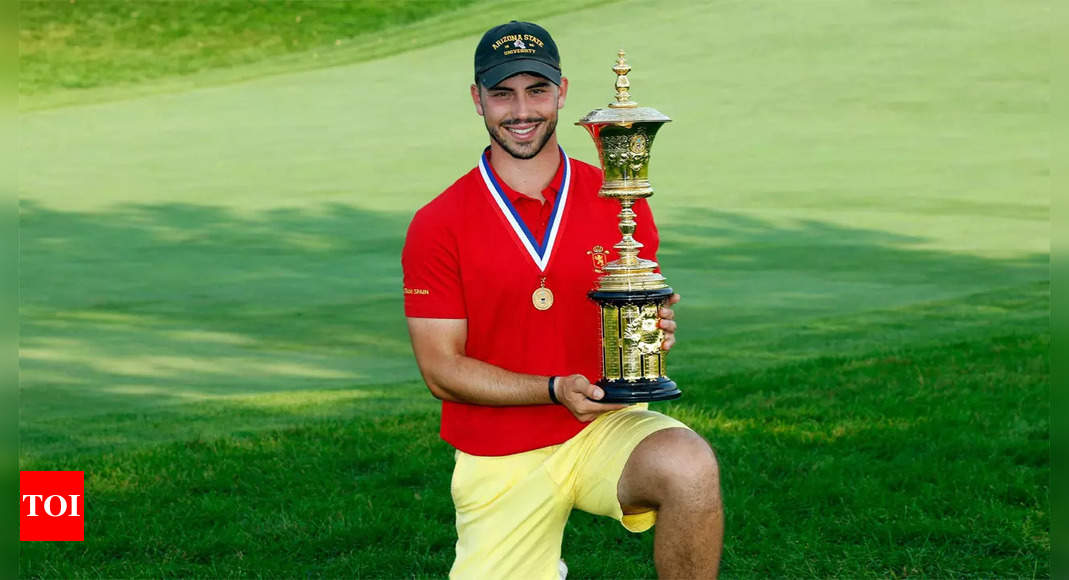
[577,50,671,126]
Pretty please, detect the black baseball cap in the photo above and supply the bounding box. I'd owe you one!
[474,21,561,88]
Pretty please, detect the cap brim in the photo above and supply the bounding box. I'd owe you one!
[478,59,561,89]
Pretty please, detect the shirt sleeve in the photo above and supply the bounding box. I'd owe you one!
[632,197,660,266]
[401,205,467,318]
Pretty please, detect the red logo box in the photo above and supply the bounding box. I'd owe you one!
[20,471,84,541]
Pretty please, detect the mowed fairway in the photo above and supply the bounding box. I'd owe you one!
[18,0,1048,577]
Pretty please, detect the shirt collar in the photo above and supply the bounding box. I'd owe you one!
[484,148,565,204]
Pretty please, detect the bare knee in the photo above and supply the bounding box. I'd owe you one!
[621,428,720,509]
[660,429,719,500]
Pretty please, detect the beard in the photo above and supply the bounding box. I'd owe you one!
[486,116,558,160]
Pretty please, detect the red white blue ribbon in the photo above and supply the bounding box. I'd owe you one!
[478,146,571,272]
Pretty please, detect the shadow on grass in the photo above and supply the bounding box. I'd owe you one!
[20,200,419,412]
[660,206,1046,309]
[19,199,1047,451]
[20,381,436,460]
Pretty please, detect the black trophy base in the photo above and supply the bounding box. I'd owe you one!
[597,376,681,404]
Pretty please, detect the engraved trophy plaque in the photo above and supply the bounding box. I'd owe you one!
[578,50,681,403]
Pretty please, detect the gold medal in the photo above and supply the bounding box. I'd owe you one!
[532,277,554,310]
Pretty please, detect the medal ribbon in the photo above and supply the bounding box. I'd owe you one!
[478,146,571,272]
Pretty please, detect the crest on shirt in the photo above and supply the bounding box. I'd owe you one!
[587,245,610,273]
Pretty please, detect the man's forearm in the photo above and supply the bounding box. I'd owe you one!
[420,352,553,406]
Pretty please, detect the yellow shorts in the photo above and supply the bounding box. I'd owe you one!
[449,404,689,580]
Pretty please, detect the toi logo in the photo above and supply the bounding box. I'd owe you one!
[20,471,84,541]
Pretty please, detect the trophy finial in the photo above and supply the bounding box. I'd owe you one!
[610,49,638,108]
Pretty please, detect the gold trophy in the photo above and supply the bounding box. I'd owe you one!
[578,50,681,403]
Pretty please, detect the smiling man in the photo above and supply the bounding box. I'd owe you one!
[401,21,723,579]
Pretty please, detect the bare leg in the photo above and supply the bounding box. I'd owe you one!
[617,427,723,579]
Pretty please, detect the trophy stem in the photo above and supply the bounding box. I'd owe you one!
[615,198,642,267]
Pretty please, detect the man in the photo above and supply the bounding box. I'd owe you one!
[402,21,722,579]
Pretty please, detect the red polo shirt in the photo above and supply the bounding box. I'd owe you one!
[402,148,659,456]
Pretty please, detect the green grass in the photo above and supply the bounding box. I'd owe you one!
[17,0,617,111]
[19,0,478,95]
[19,332,1048,577]
[17,0,1049,576]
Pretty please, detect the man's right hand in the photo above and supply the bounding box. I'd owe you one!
[554,374,629,422]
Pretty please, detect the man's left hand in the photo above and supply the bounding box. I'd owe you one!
[659,293,681,351]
